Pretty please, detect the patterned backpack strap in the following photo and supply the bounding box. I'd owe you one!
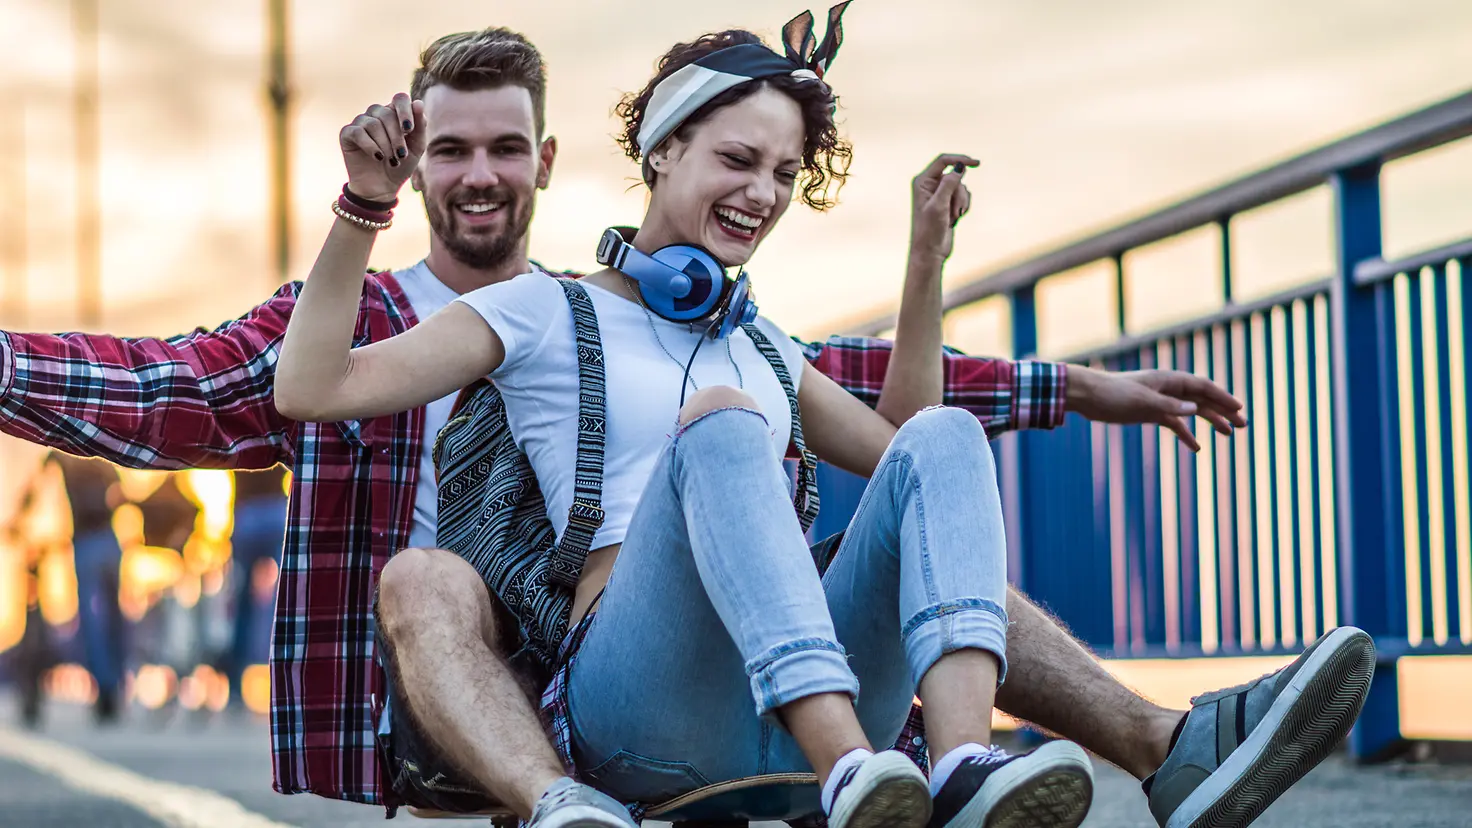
[431,378,491,485]
[742,323,821,533]
[548,280,608,589]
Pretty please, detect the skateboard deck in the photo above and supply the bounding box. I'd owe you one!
[406,771,822,825]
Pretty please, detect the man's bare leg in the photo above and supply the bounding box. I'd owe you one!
[997,585,1183,780]
[376,547,563,818]
[997,585,1377,828]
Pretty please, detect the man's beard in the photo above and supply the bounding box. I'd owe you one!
[424,187,534,269]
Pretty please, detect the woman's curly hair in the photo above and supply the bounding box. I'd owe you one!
[614,30,852,211]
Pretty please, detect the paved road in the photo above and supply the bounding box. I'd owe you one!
[2,694,1469,827]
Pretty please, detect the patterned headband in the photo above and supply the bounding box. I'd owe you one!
[635,1,851,183]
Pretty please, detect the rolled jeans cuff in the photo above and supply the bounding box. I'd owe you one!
[745,637,859,719]
[902,598,1010,686]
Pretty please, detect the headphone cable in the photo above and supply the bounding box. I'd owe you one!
[678,319,721,408]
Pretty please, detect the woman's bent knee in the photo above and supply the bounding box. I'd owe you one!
[895,406,993,465]
[677,386,761,426]
[901,405,984,438]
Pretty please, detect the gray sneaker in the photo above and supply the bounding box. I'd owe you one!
[527,776,639,828]
[828,749,933,828]
[1143,626,1375,828]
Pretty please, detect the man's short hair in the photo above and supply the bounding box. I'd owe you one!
[410,28,548,137]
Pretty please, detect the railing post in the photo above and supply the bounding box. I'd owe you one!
[1329,161,1404,760]
[1112,254,1127,336]
[1006,283,1053,746]
[1007,286,1040,594]
[1219,217,1234,305]
[1012,285,1039,363]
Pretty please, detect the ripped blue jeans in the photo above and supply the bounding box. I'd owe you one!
[565,405,1010,804]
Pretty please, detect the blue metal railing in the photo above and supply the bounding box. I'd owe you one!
[832,90,1472,759]
[1007,279,1341,660]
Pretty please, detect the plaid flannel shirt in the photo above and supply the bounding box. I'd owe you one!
[0,270,1067,808]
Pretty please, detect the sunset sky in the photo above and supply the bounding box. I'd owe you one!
[2,0,1470,334]
[2,0,1472,498]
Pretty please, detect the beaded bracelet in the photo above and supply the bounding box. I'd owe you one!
[332,196,393,231]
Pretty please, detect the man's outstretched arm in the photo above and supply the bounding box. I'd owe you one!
[799,335,1069,438]
[804,334,1246,445]
[0,284,300,470]
[816,152,1244,442]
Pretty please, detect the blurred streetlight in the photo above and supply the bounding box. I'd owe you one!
[73,0,101,328]
[1,102,24,327]
[267,0,293,285]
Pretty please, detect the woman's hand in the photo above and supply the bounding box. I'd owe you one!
[339,93,427,203]
[277,94,496,424]
[909,153,978,264]
[874,154,978,427]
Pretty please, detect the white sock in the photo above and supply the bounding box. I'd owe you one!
[929,743,992,797]
[821,748,873,813]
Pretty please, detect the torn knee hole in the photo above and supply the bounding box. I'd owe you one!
[677,386,761,426]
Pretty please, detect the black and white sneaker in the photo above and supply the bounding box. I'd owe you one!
[828,749,933,828]
[927,741,1094,828]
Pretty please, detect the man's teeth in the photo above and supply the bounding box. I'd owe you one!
[715,207,762,230]
[458,203,503,214]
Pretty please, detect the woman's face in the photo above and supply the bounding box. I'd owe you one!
[645,86,805,267]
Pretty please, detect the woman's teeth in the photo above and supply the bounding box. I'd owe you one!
[714,206,761,233]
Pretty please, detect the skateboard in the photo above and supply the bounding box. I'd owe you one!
[407,771,821,826]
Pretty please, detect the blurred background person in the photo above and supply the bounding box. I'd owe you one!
[4,528,58,729]
[16,452,126,724]
[222,466,287,710]
[130,471,202,722]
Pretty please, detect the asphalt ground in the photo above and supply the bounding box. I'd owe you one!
[2,693,1469,827]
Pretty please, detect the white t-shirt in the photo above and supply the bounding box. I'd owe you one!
[456,271,805,550]
[392,260,462,550]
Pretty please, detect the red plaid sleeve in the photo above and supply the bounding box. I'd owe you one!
[797,335,1068,436]
[0,283,299,470]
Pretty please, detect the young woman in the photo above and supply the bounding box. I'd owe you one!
[275,8,1094,828]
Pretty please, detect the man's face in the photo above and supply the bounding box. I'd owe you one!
[412,85,553,269]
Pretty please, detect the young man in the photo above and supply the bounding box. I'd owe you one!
[0,27,1368,828]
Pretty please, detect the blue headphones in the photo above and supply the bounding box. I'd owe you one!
[596,227,758,340]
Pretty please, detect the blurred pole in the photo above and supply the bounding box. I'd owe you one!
[74,0,101,327]
[266,0,293,284]
[1,103,24,327]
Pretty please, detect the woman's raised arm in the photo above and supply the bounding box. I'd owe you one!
[873,153,977,426]
[798,361,902,478]
[274,94,505,422]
